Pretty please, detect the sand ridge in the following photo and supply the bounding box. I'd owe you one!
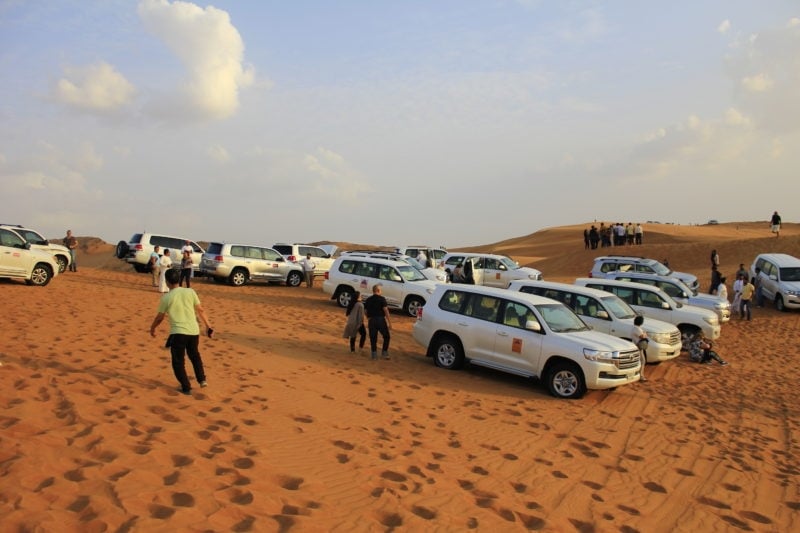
[1,222,799,531]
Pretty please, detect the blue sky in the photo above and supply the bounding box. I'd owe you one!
[1,1,798,247]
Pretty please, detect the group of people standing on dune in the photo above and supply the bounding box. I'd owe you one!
[583,222,643,249]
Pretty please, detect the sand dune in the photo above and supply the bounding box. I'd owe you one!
[2,222,799,531]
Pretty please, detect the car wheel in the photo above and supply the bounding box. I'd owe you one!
[26,264,52,286]
[286,271,303,287]
[115,240,129,259]
[678,325,699,351]
[546,361,586,399]
[55,255,68,273]
[404,296,424,317]
[336,288,355,308]
[432,335,464,370]
[776,295,785,312]
[229,268,248,286]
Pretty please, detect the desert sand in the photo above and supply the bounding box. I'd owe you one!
[1,221,799,532]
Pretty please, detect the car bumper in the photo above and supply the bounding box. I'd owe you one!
[584,363,641,390]
[645,341,682,363]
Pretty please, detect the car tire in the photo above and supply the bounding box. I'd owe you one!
[336,288,355,308]
[432,334,464,370]
[546,361,586,399]
[55,255,68,273]
[25,263,52,287]
[775,295,785,312]
[404,296,424,317]
[286,271,303,287]
[115,240,129,259]
[229,268,248,286]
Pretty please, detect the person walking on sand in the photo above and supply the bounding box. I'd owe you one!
[342,291,366,353]
[710,265,722,295]
[731,274,744,318]
[631,315,648,382]
[149,245,161,287]
[771,211,782,237]
[63,229,78,272]
[150,268,213,395]
[158,248,173,293]
[740,276,755,321]
[300,253,316,288]
[364,284,391,360]
[710,249,720,269]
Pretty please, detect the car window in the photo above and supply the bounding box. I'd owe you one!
[246,247,262,260]
[300,246,325,258]
[484,258,501,270]
[206,243,224,254]
[501,301,535,329]
[1,228,25,248]
[472,257,485,269]
[130,233,143,244]
[378,265,402,282]
[600,262,617,273]
[444,256,463,267]
[263,248,282,261]
[439,290,467,313]
[339,260,356,274]
[430,250,446,261]
[230,245,246,257]
[657,281,682,298]
[536,303,587,332]
[273,245,291,255]
[635,264,655,274]
[355,261,377,277]
[602,296,636,319]
[780,267,800,282]
[637,289,665,309]
[465,295,500,322]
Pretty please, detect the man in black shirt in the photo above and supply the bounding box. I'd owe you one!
[364,284,391,360]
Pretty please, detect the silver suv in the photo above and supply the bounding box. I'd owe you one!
[322,255,437,316]
[751,253,800,312]
[200,242,304,287]
[412,284,641,398]
[0,224,71,273]
[272,243,336,276]
[116,232,205,274]
[603,271,731,322]
[590,255,699,291]
[0,226,59,286]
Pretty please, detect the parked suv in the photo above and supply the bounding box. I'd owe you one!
[412,284,641,399]
[341,250,448,283]
[590,255,699,291]
[751,253,800,312]
[200,242,304,287]
[323,256,437,316]
[272,243,336,276]
[603,271,731,322]
[441,252,543,288]
[0,224,71,273]
[575,278,721,346]
[116,232,205,274]
[508,280,682,363]
[0,226,59,286]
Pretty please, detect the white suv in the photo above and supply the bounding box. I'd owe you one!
[751,253,800,312]
[441,252,543,288]
[200,242,304,287]
[575,278,721,346]
[272,243,336,276]
[0,227,59,286]
[603,271,731,322]
[412,284,641,399]
[322,256,437,316]
[508,280,682,363]
[590,255,699,291]
[341,250,448,283]
[116,232,205,274]
[0,224,71,273]
[394,246,448,268]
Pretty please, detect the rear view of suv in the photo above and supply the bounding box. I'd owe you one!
[0,224,71,273]
[590,255,699,291]
[0,226,59,286]
[200,243,304,287]
[116,232,205,274]
[751,253,800,311]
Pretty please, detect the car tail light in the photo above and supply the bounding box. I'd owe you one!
[416,307,423,319]
[214,255,224,262]
[134,244,143,250]
[588,272,593,278]
[324,272,329,280]
[288,255,297,262]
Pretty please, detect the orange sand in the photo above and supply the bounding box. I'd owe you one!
[1,222,799,532]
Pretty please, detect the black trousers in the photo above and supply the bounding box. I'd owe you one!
[169,334,205,391]
[180,268,192,287]
[349,324,367,351]
[368,317,390,353]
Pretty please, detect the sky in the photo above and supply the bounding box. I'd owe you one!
[1,1,799,248]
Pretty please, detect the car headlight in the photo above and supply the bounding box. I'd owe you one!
[703,316,719,325]
[649,332,672,344]
[584,348,619,362]
[785,290,799,296]
[714,302,730,309]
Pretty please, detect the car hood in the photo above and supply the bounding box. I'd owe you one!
[690,293,730,307]
[565,330,639,352]
[674,271,697,284]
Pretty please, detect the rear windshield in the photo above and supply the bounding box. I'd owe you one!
[129,233,143,244]
[273,245,291,255]
[206,242,224,254]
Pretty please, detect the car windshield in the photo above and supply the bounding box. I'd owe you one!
[405,257,426,270]
[601,296,637,319]
[535,303,589,333]
[500,257,520,270]
[17,229,47,245]
[672,277,697,296]
[780,267,800,282]
[397,264,427,282]
[650,261,673,276]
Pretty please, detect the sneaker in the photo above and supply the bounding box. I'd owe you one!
[640,377,648,382]
[381,351,390,360]
[177,387,191,395]
[200,381,208,388]
[720,361,729,366]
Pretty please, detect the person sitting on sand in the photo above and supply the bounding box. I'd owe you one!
[688,333,728,365]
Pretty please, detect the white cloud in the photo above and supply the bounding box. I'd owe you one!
[788,18,800,28]
[741,73,774,92]
[717,19,731,34]
[54,62,136,112]
[303,147,370,202]
[137,0,255,120]
[724,107,751,126]
[207,144,230,163]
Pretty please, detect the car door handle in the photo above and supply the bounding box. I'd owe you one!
[497,331,509,337]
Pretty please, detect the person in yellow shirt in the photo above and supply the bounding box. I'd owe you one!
[740,277,755,321]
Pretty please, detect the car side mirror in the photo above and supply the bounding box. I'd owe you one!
[525,320,542,332]
[662,301,671,310]
[596,310,609,319]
